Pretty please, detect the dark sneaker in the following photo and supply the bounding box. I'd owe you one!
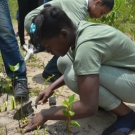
[102,126,127,135]
[102,110,135,135]
[14,80,29,103]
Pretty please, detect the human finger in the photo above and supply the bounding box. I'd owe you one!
[23,123,38,133]
[35,94,44,107]
[41,95,48,104]
[21,122,29,128]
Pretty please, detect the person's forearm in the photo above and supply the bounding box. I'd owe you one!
[41,100,97,121]
[49,75,65,91]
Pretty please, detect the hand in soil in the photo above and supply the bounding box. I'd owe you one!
[21,112,46,133]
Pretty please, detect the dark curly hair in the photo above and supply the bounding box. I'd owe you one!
[30,4,74,50]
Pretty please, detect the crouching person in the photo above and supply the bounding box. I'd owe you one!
[22,5,135,135]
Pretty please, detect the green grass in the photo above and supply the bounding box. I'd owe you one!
[8,0,18,22]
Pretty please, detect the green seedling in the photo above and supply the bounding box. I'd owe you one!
[9,63,19,75]
[18,120,23,134]
[129,28,135,40]
[29,87,40,97]
[43,74,55,89]
[10,96,17,110]
[3,101,8,112]
[62,94,80,135]
[4,94,8,111]
[9,63,19,87]
[42,127,48,135]
[0,94,8,112]
[18,127,23,134]
[21,117,28,124]
[34,126,41,135]
[9,63,20,73]
[0,100,8,112]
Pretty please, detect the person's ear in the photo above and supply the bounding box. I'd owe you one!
[60,29,69,39]
[95,0,102,6]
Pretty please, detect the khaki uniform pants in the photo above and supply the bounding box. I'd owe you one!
[57,55,135,111]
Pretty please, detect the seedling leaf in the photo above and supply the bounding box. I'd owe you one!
[69,111,75,116]
[15,76,18,80]
[9,63,20,72]
[69,94,75,105]
[62,109,68,116]
[4,101,8,107]
[62,100,69,107]
[10,96,16,110]
[71,121,80,127]
[13,96,16,108]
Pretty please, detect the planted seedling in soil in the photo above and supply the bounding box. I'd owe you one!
[62,94,80,135]
[8,63,20,92]
[34,126,41,135]
[8,63,20,110]
[42,127,49,135]
[9,63,24,134]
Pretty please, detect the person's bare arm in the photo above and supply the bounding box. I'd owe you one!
[35,75,65,104]
[41,74,99,120]
[22,74,99,132]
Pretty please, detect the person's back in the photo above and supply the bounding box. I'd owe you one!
[72,21,135,74]
[17,0,39,49]
[25,0,88,33]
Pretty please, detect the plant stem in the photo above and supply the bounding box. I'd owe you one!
[12,72,15,95]
[5,94,8,111]
[67,107,71,135]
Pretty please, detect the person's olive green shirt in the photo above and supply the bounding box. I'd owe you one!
[25,0,88,33]
[73,21,135,75]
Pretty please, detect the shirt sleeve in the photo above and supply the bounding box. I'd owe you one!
[73,41,101,75]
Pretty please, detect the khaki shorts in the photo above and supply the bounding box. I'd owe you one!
[58,55,135,111]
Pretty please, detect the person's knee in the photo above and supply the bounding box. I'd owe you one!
[98,85,121,111]
[64,65,78,94]
[57,57,66,74]
[57,55,72,74]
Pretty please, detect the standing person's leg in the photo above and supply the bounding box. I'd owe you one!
[15,10,19,37]
[0,0,28,101]
[30,0,39,10]
[44,0,51,3]
[17,0,30,47]
[42,56,62,82]
[64,65,135,135]
[42,54,72,83]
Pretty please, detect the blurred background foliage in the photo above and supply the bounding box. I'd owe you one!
[87,0,135,39]
[8,0,18,22]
